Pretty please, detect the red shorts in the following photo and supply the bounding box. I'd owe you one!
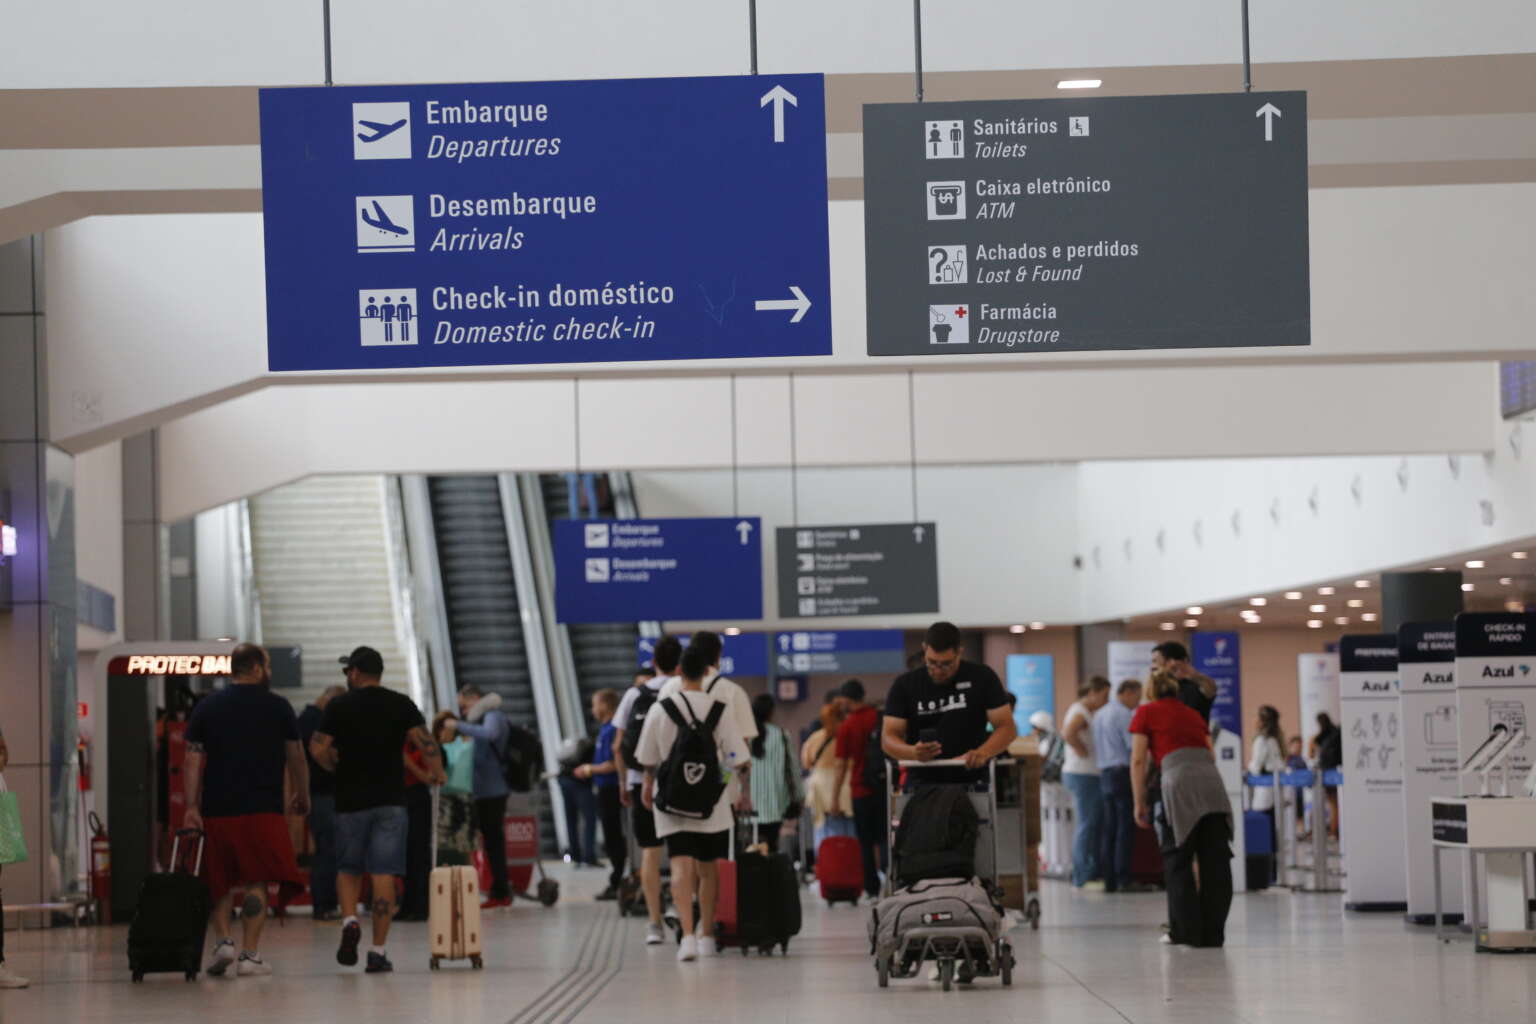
[201,813,305,904]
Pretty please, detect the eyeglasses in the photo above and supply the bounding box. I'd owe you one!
[925,657,959,672]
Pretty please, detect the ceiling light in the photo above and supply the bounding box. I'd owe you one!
[1430,567,1446,572]
[1244,615,1261,624]
[1285,591,1303,600]
[1249,597,1268,607]
[1184,619,1199,628]
[1347,599,1364,608]
[1307,620,1323,629]
[1159,622,1176,631]
[1466,560,1486,569]
[1318,586,1336,595]
[1354,580,1371,589]
[1361,613,1378,622]
[1186,606,1204,615]
[1309,604,1326,613]
[1334,617,1350,626]
[1513,551,1529,560]
[1009,624,1027,634]
[1462,583,1475,592]
[1030,621,1046,630]
[724,627,742,636]
[1506,601,1526,613]
[1501,578,1514,586]
[1057,79,1102,89]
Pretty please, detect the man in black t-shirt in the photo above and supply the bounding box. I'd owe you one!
[882,622,1017,784]
[1151,641,1217,724]
[309,647,440,975]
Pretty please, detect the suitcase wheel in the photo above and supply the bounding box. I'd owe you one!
[185,970,198,982]
[132,972,144,984]
[537,879,560,907]
[430,957,440,971]
[877,957,890,988]
[470,955,483,970]
[739,946,749,957]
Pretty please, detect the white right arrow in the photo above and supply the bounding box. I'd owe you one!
[760,84,798,143]
[1255,102,1281,142]
[754,286,812,323]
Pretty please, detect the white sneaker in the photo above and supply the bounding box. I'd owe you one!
[206,939,238,977]
[697,936,718,957]
[677,936,698,962]
[645,923,665,945]
[0,964,29,989]
[1159,933,1174,945]
[236,954,272,976]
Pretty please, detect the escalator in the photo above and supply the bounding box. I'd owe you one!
[426,475,554,854]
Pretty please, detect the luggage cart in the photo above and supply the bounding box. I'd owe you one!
[505,786,560,907]
[874,759,1014,990]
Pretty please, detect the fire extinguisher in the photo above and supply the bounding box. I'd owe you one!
[89,811,112,925]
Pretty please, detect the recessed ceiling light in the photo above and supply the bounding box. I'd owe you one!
[1347,599,1364,608]
[1430,567,1446,572]
[1243,614,1261,624]
[1466,560,1486,569]
[1309,604,1327,613]
[1057,79,1103,89]
[1307,619,1324,629]
[1462,583,1475,592]
[1184,619,1199,628]
[1029,621,1046,630]
[1354,580,1371,589]
[1186,606,1204,615]
[1318,586,1336,595]
[1284,591,1303,600]
[1250,597,1268,607]
[1501,577,1514,586]
[1334,617,1350,626]
[1009,624,1027,634]
[1513,551,1529,560]
[724,627,742,636]
[1159,622,1176,631]
[1361,613,1378,622]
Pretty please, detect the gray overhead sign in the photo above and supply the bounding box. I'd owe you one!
[776,523,938,619]
[862,91,1310,356]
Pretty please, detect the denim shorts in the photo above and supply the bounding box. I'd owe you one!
[336,805,408,877]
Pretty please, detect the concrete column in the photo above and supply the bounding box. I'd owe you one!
[121,431,167,643]
[0,235,79,905]
[1381,571,1464,634]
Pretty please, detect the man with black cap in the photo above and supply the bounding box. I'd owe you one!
[309,646,439,974]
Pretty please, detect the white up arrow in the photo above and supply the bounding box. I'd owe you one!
[754,286,811,323]
[736,521,754,545]
[760,84,798,143]
[913,525,926,544]
[1255,102,1281,142]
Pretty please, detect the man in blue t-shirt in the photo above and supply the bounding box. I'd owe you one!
[574,689,624,900]
[184,644,309,977]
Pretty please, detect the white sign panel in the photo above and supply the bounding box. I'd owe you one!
[1338,634,1406,912]
[1397,623,1463,923]
[1298,651,1341,747]
[1108,641,1156,688]
[1454,613,1536,786]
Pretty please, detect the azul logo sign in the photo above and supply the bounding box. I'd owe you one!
[1426,671,1454,684]
[1482,665,1531,678]
[1361,680,1395,692]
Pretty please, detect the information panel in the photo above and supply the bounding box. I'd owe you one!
[1397,623,1463,923]
[863,91,1309,356]
[260,74,832,371]
[771,629,907,678]
[1338,634,1405,911]
[637,633,768,677]
[1192,631,1242,738]
[1453,612,1536,780]
[554,518,762,624]
[775,523,938,619]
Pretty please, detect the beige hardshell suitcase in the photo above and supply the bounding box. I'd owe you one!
[429,865,483,970]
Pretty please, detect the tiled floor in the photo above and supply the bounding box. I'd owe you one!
[2,869,1530,1023]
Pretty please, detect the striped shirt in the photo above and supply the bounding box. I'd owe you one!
[749,723,803,825]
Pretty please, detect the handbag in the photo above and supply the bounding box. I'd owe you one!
[0,775,28,865]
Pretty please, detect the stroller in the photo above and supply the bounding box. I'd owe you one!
[868,759,1014,991]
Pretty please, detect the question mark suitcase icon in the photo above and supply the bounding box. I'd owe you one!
[930,247,949,282]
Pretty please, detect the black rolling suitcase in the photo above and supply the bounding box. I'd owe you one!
[717,820,802,955]
[128,829,211,982]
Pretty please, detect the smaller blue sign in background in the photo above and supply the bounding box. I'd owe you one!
[1006,654,1055,736]
[770,629,907,677]
[638,633,769,677]
[1193,631,1243,738]
[555,517,762,623]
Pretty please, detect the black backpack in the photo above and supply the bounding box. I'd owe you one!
[862,711,888,793]
[653,696,727,819]
[499,723,543,792]
[893,784,979,887]
[619,684,662,768]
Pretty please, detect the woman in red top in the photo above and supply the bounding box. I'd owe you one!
[1130,671,1233,948]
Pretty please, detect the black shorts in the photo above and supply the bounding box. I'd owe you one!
[664,830,729,863]
[629,786,662,848]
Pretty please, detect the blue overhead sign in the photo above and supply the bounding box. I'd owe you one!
[638,633,769,678]
[771,629,908,677]
[555,518,762,624]
[259,74,833,371]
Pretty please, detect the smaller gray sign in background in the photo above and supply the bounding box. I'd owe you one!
[776,522,939,619]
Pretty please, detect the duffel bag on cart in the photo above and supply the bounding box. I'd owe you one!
[868,877,1002,960]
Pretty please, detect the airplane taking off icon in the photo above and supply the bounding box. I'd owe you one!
[356,118,407,144]
[360,200,408,235]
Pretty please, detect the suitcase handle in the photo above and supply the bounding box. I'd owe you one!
[171,828,205,876]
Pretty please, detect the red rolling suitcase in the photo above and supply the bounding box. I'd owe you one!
[815,835,863,906]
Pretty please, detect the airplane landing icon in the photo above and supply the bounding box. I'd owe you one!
[356,118,407,144]
[355,195,415,253]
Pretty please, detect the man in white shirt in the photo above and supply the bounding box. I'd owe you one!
[656,631,757,952]
[1062,677,1111,888]
[613,635,681,945]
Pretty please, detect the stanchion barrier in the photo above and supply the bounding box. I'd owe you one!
[1252,769,1344,892]
[1039,781,1074,879]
